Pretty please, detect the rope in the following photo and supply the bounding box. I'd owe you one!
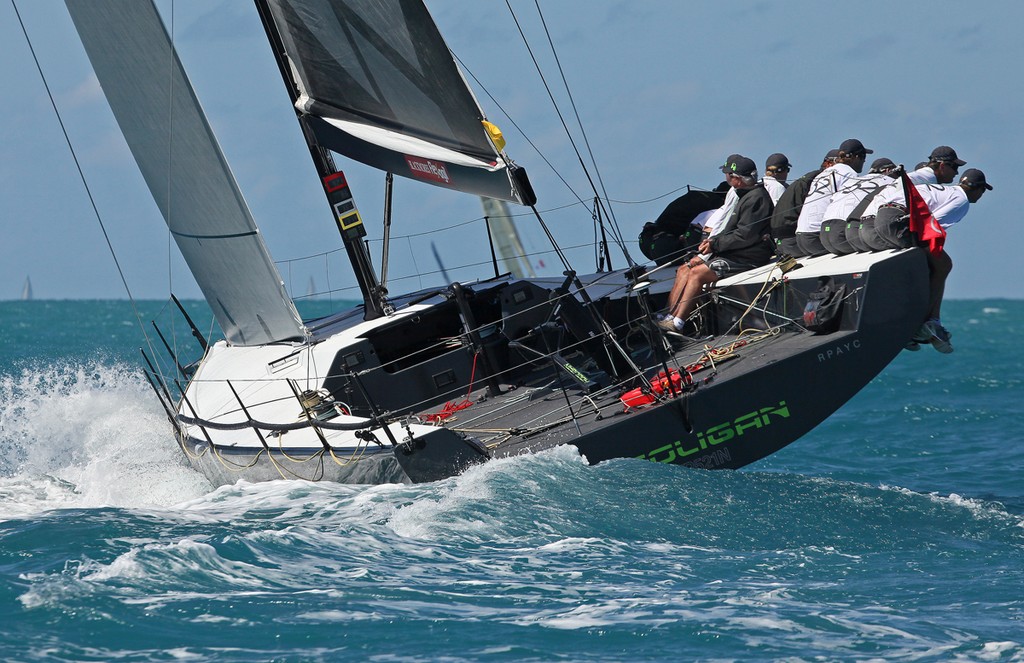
[422,352,480,424]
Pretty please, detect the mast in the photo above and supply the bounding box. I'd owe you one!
[254,0,386,319]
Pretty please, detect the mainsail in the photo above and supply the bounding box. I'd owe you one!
[66,0,306,346]
[259,0,536,206]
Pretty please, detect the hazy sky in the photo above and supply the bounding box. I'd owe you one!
[2,1,1021,301]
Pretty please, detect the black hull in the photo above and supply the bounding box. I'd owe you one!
[175,249,929,486]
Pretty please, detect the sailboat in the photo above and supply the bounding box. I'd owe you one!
[63,0,928,485]
[21,276,33,301]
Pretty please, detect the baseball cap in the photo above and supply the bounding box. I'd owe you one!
[721,155,757,178]
[839,138,874,156]
[720,154,741,173]
[869,157,896,173]
[824,148,841,162]
[929,146,966,166]
[960,168,992,190]
[766,153,791,170]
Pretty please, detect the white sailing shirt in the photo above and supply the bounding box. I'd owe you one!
[822,173,894,222]
[702,186,739,236]
[762,176,787,206]
[908,166,938,185]
[795,163,856,233]
[865,183,970,228]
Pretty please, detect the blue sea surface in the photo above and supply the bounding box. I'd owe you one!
[1,299,1022,661]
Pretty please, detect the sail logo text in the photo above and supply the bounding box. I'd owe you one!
[406,156,451,184]
[636,401,790,465]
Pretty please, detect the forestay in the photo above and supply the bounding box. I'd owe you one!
[260,0,536,205]
[66,0,306,347]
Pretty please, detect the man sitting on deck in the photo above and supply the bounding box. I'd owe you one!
[658,156,775,333]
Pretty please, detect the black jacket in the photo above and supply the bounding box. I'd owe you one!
[708,184,775,265]
[770,168,822,239]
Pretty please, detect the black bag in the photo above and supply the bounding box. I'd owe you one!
[802,276,846,334]
[639,222,702,265]
[639,189,724,265]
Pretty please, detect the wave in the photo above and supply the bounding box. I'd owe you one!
[6,450,1022,661]
[0,360,211,516]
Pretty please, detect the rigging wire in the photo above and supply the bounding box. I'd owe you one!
[11,0,159,364]
[504,0,635,270]
[452,53,590,212]
[530,0,636,269]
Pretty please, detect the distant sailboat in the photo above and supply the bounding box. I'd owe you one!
[481,197,536,279]
[306,276,317,299]
[21,276,33,301]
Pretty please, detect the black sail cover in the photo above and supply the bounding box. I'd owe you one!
[263,0,536,205]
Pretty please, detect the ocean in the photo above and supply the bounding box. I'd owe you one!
[1,299,1021,661]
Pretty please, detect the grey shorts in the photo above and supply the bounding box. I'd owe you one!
[707,256,758,278]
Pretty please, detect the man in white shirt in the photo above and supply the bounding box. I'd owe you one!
[874,169,992,353]
[820,157,897,254]
[793,138,872,256]
[700,154,741,237]
[762,153,790,205]
[771,149,839,255]
[908,146,966,185]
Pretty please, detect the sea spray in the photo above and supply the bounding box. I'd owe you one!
[0,359,210,515]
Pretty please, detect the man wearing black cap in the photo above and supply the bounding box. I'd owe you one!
[770,149,840,255]
[794,138,873,256]
[763,153,790,205]
[873,169,992,353]
[659,155,774,331]
[699,154,743,237]
[910,146,967,185]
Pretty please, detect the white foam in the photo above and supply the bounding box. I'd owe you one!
[0,360,212,518]
[385,445,586,540]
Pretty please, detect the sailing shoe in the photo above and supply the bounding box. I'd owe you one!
[921,320,954,354]
[656,318,680,333]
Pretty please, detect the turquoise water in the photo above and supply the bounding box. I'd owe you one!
[1,300,1022,661]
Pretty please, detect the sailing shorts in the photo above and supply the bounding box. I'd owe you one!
[707,255,758,278]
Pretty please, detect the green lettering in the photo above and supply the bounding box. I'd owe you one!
[733,411,763,436]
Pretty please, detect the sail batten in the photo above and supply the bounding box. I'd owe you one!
[66,0,306,346]
[263,0,535,205]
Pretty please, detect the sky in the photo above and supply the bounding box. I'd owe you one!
[2,0,1022,302]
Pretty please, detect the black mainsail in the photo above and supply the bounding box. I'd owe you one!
[65,0,306,347]
[258,0,536,206]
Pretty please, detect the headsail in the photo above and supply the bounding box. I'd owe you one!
[260,0,536,206]
[481,198,536,279]
[66,0,306,346]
